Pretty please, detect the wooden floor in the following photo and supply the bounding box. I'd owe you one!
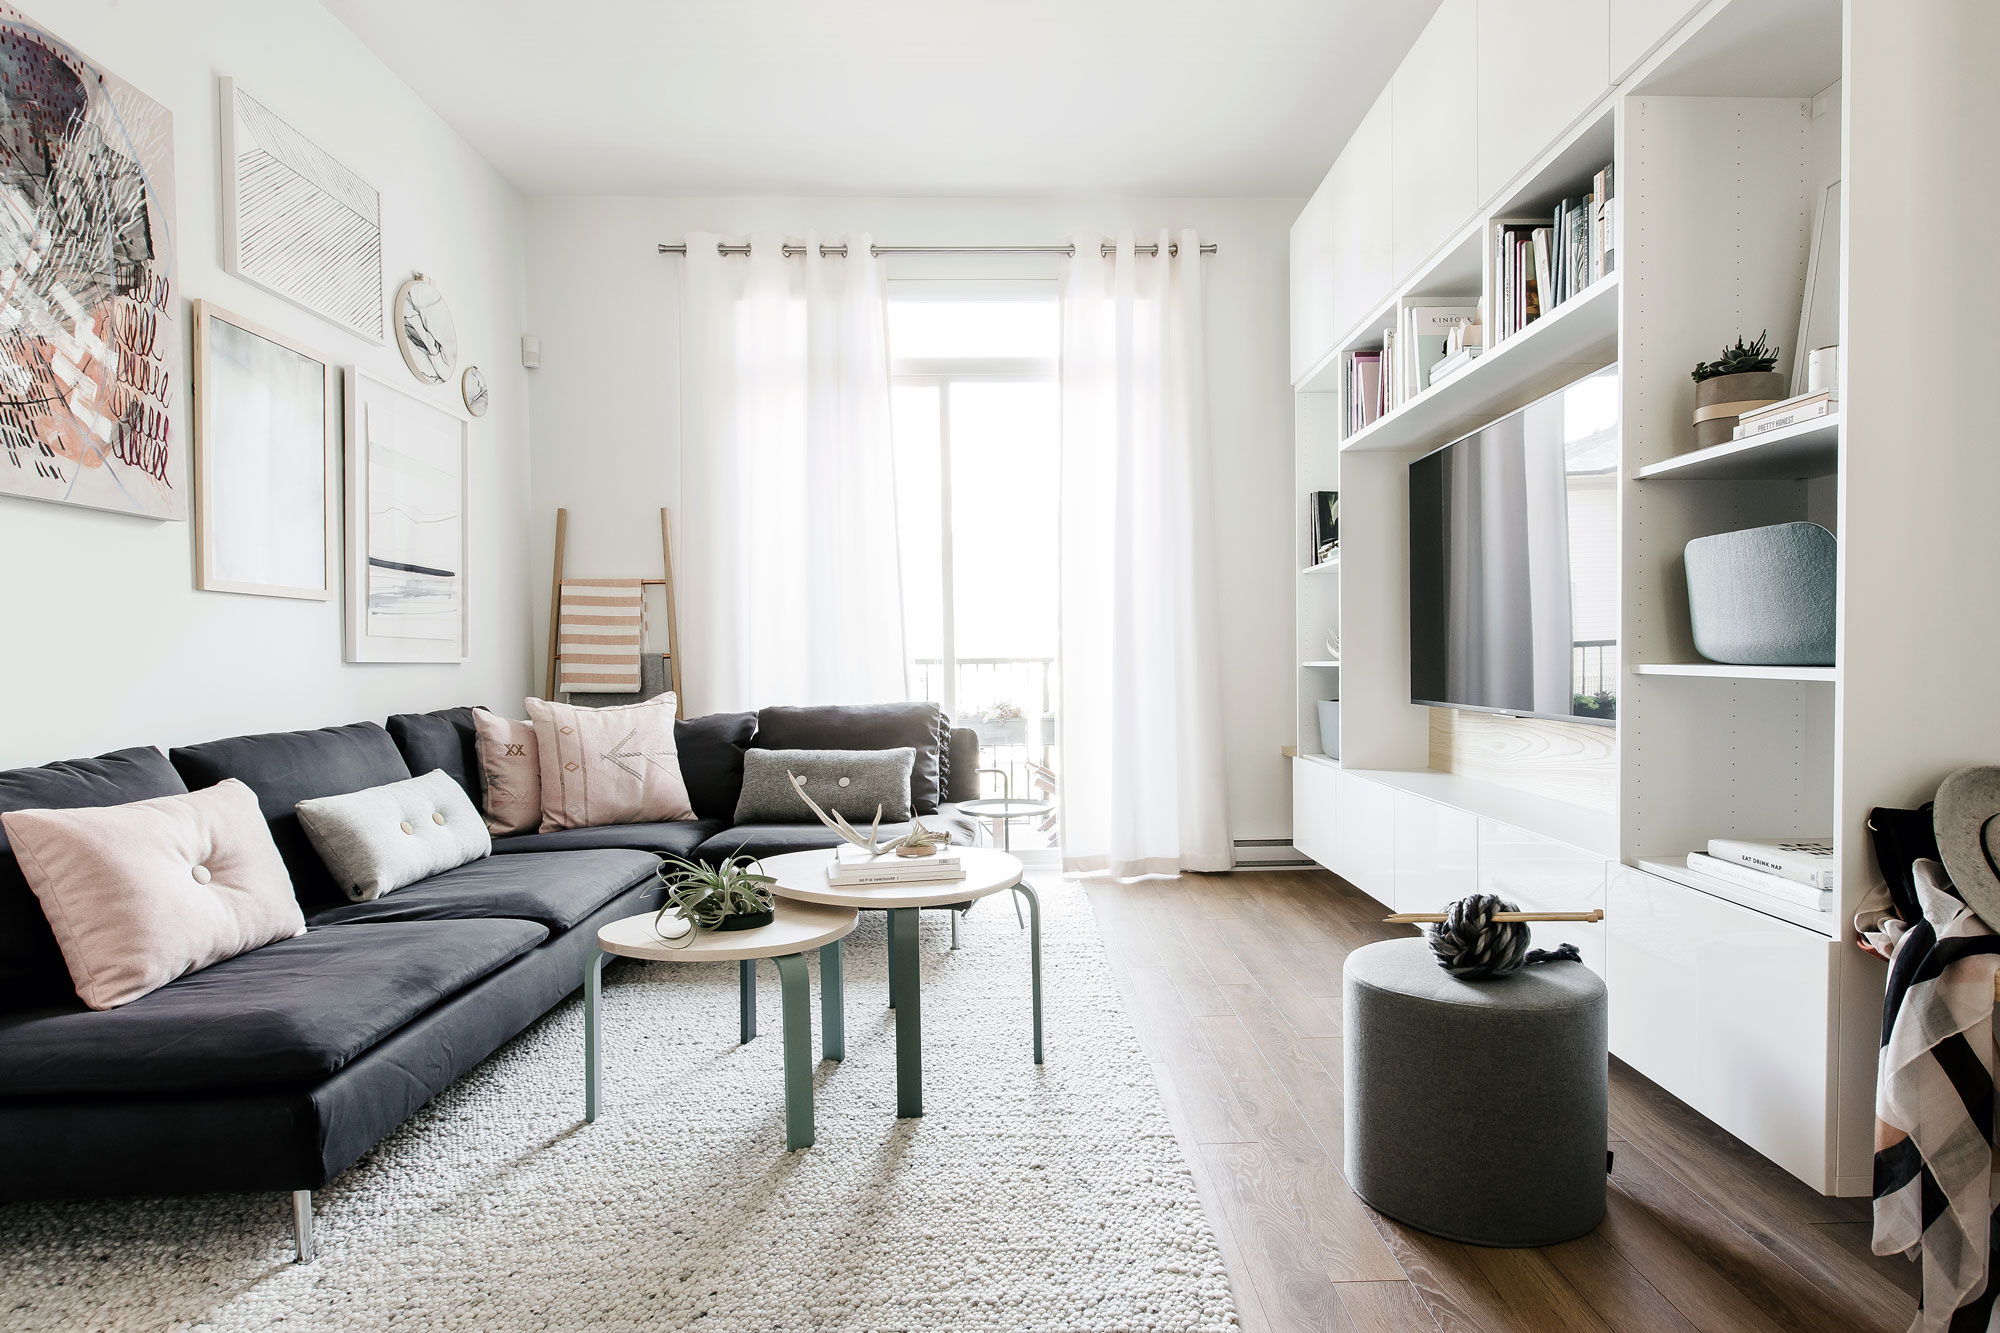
[1085,867,1919,1333]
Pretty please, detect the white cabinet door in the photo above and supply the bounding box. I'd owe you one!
[1391,0,1477,282]
[1476,819,1607,977]
[1326,88,1394,347]
[1476,0,1611,203]
[1391,791,1477,913]
[1609,0,1701,81]
[1335,771,1396,903]
[1607,865,1835,1191]
[1291,758,1340,870]
[1290,171,1340,384]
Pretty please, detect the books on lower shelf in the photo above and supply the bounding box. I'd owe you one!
[828,844,966,887]
[1684,853,1832,912]
[1732,390,1838,438]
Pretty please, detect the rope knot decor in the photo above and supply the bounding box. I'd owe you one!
[1424,893,1585,979]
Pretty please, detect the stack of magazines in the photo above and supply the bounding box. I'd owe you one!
[827,843,965,888]
[1684,837,1834,911]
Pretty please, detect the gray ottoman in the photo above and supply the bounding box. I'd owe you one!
[1343,937,1607,1246]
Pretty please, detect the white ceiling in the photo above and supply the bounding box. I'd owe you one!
[321,0,1441,197]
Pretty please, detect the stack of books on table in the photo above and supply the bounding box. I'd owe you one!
[1684,837,1835,912]
[827,843,965,887]
[1732,389,1838,439]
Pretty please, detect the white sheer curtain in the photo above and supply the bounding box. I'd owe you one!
[1059,230,1232,876]
[677,232,905,714]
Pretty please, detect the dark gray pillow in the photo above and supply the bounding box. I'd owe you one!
[736,748,914,825]
[750,704,947,814]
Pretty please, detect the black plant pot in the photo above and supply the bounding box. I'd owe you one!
[713,908,774,932]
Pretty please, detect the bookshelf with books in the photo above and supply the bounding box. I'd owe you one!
[1284,0,2000,1198]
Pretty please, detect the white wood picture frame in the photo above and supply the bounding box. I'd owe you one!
[343,369,471,663]
[1791,177,1841,394]
[192,300,338,600]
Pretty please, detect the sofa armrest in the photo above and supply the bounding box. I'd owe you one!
[945,726,982,803]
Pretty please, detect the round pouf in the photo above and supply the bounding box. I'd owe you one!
[1343,936,1607,1247]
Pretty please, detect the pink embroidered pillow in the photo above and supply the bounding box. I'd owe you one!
[472,709,542,836]
[526,694,695,831]
[1,779,306,1010]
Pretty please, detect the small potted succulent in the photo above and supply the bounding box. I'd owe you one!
[656,851,776,935]
[966,701,1028,747]
[1689,332,1785,450]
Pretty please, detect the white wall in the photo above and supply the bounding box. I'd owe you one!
[0,0,532,770]
[523,196,1301,841]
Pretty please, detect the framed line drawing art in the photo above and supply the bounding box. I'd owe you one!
[192,301,337,599]
[344,369,471,662]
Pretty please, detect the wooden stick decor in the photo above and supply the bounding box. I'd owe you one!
[1384,909,1604,924]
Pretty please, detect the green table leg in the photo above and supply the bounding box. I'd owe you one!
[584,948,608,1122]
[889,906,922,1117]
[775,953,814,1150]
[740,958,756,1043]
[1013,881,1043,1064]
[821,939,845,1061]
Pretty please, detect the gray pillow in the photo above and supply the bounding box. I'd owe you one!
[296,769,491,902]
[736,748,914,825]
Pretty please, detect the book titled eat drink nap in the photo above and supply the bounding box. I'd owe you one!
[1705,837,1835,890]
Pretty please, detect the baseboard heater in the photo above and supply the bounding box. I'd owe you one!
[1233,837,1309,867]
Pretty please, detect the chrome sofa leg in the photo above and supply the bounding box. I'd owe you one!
[292,1189,315,1263]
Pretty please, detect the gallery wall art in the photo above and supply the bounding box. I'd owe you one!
[192,301,336,600]
[0,6,181,518]
[220,78,384,343]
[344,368,470,662]
[394,274,457,384]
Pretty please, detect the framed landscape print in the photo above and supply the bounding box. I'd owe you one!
[344,369,470,662]
[192,302,337,599]
[0,6,182,518]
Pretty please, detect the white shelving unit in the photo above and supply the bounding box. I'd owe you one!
[1283,0,1997,1200]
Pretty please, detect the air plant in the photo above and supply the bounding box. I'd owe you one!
[655,851,775,935]
[1691,331,1779,382]
[889,817,954,858]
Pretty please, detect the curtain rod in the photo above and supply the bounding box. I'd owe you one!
[656,241,1216,258]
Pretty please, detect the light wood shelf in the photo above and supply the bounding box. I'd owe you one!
[1339,273,1620,455]
[1633,662,1836,682]
[1636,414,1839,481]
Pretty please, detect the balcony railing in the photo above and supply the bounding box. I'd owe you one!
[911,655,1058,848]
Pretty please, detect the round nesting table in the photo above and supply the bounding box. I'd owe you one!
[758,847,1041,1120]
[585,900,856,1151]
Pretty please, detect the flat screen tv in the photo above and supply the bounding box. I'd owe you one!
[1408,365,1619,726]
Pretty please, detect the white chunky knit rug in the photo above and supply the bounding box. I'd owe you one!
[1,880,1236,1332]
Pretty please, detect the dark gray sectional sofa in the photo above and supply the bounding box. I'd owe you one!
[0,701,978,1259]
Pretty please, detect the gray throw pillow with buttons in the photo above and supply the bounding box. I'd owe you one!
[736,748,915,825]
[295,769,492,902]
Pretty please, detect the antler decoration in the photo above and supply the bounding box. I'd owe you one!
[788,772,892,855]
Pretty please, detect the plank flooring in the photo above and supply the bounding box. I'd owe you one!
[1086,867,1918,1333]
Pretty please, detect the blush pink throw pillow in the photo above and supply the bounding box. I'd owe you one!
[526,694,695,831]
[472,709,542,836]
[1,778,306,1010]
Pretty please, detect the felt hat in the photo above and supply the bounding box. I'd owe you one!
[1934,766,2000,931]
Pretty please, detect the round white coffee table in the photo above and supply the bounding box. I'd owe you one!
[585,900,856,1150]
[758,846,1041,1120]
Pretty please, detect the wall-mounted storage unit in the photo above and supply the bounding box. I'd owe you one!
[1286,0,1996,1200]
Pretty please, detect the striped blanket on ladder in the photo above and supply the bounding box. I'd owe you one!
[1876,858,2000,1331]
[557,579,645,693]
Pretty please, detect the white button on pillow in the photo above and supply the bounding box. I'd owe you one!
[295,769,492,902]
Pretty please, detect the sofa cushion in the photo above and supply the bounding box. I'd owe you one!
[697,804,979,863]
[945,726,982,803]
[0,918,547,1096]
[306,849,659,931]
[677,711,757,821]
[170,722,413,910]
[471,709,541,835]
[493,819,725,860]
[738,747,914,824]
[296,770,492,902]
[385,707,482,806]
[4,779,306,1010]
[0,747,190,1012]
[751,703,950,814]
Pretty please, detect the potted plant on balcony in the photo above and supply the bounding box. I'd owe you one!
[965,701,1029,747]
[655,851,776,936]
[1689,332,1785,450]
